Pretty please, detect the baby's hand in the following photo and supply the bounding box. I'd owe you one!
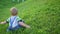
[0,21,6,24]
[26,25,30,28]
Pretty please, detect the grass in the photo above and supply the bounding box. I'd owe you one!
[0,0,60,34]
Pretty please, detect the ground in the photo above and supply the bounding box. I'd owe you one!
[0,0,60,34]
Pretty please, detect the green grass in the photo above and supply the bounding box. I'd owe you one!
[0,0,60,34]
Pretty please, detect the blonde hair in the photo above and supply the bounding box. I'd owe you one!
[10,7,18,12]
[10,7,18,15]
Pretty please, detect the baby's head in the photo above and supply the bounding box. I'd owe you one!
[10,7,18,16]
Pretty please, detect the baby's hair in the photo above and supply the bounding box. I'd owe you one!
[10,7,18,15]
[10,7,18,12]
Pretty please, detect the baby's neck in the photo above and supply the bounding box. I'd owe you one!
[11,15,17,16]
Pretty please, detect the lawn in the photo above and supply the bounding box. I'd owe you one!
[0,0,60,34]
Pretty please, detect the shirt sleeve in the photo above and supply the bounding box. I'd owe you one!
[17,16,24,22]
[6,18,10,23]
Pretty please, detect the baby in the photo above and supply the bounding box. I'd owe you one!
[0,7,30,31]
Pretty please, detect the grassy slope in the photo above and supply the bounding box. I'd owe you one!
[0,0,60,34]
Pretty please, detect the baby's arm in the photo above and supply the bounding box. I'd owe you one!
[0,21,7,24]
[19,22,30,28]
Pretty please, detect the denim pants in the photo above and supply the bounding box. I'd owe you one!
[7,25,21,31]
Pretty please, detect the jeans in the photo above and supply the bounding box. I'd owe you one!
[7,25,21,31]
